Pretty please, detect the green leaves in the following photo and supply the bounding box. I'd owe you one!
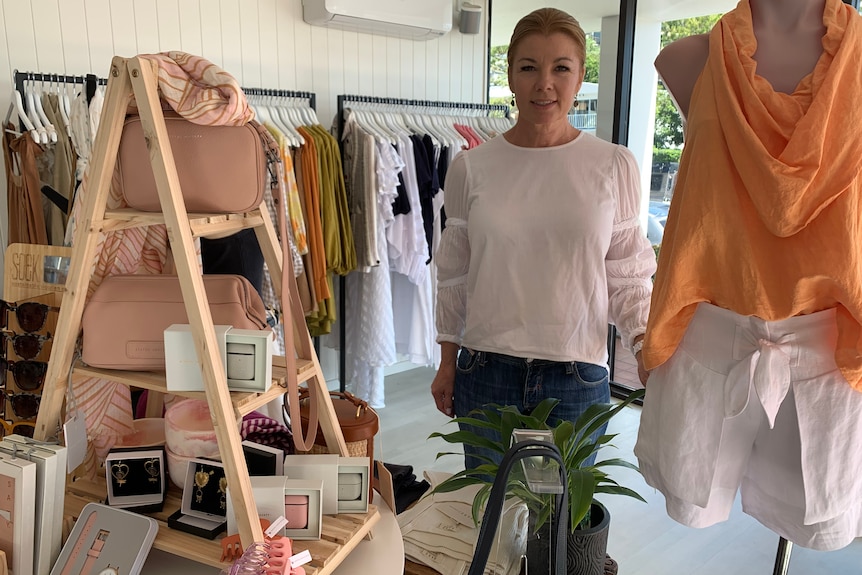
[427,389,646,533]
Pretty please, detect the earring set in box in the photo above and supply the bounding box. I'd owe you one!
[167,458,228,539]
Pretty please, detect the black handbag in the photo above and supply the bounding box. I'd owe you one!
[469,440,568,575]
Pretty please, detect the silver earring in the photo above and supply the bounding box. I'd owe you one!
[511,96,516,107]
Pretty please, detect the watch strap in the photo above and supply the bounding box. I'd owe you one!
[81,530,110,575]
[60,511,99,575]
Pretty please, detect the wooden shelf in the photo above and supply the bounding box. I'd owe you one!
[72,356,315,418]
[101,208,266,237]
[64,477,380,574]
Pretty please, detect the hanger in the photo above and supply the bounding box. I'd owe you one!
[351,108,390,144]
[24,81,49,144]
[273,98,305,147]
[5,90,40,143]
[31,79,58,143]
[53,75,71,131]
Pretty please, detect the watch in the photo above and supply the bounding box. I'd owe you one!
[60,511,98,575]
[81,529,110,575]
[632,338,645,356]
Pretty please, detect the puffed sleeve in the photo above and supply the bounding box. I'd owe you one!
[607,146,657,350]
[435,151,470,345]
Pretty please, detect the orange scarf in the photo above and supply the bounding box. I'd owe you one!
[644,0,862,389]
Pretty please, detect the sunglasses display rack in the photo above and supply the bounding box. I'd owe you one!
[0,291,59,440]
[29,57,380,574]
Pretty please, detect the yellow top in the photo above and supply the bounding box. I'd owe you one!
[644,0,862,389]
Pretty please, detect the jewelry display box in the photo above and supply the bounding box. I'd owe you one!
[226,476,323,540]
[337,456,370,513]
[283,453,339,515]
[242,440,284,476]
[170,458,228,538]
[105,446,167,512]
[50,502,158,575]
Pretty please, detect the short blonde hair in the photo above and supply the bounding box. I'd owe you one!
[508,7,586,70]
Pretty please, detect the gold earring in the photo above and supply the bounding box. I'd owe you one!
[219,477,228,510]
[194,467,214,503]
[110,462,129,486]
[144,458,159,484]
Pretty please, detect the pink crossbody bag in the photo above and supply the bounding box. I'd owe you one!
[81,274,268,370]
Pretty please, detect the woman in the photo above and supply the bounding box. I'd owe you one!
[432,7,655,470]
[635,0,862,552]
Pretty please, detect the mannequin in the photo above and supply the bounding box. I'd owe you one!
[636,0,862,552]
[656,0,826,114]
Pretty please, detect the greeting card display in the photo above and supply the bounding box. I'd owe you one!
[0,438,66,575]
[0,454,36,575]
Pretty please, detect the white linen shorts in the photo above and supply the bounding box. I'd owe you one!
[635,303,862,551]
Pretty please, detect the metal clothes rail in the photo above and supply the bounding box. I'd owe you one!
[242,87,316,111]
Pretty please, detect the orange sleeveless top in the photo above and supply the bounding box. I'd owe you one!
[643,0,862,390]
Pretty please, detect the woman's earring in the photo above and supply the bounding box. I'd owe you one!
[510,96,516,108]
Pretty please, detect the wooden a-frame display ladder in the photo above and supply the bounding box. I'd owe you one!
[33,56,356,560]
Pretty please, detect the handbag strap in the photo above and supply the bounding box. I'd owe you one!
[250,120,319,452]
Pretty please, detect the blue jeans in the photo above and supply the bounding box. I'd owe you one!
[453,349,610,471]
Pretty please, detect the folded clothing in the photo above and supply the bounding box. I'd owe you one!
[398,471,528,575]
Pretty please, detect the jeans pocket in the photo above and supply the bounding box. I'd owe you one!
[456,348,481,374]
[573,361,608,385]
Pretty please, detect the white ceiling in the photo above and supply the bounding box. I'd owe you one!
[489,0,738,46]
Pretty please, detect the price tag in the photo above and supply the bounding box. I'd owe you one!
[265,516,288,538]
[64,409,87,472]
[290,549,312,569]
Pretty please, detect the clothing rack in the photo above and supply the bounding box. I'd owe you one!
[13,70,106,105]
[242,87,316,111]
[15,71,314,109]
[334,93,511,393]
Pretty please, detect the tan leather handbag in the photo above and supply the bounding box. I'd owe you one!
[117,113,266,214]
[82,274,268,370]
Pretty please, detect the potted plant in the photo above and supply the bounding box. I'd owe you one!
[429,389,646,575]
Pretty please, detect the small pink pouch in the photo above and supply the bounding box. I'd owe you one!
[283,495,309,529]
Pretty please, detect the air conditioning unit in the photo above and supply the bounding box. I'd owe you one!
[302,0,453,40]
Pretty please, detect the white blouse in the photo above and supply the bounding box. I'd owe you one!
[435,133,656,366]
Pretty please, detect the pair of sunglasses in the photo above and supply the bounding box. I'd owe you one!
[0,359,47,392]
[0,390,41,420]
[0,420,35,438]
[0,301,60,333]
[1,331,51,360]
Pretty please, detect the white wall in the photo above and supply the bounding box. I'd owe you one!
[0,0,489,284]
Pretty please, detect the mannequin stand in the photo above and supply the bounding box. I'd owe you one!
[772,537,792,575]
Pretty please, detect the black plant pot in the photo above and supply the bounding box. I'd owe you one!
[522,501,611,575]
[566,500,611,575]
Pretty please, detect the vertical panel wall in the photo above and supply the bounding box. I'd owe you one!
[0,0,489,280]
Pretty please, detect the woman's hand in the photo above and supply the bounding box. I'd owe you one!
[431,366,456,417]
[432,343,460,417]
[633,334,650,386]
[636,351,650,386]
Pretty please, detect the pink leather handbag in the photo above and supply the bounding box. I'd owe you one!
[117,113,266,214]
[82,274,268,370]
